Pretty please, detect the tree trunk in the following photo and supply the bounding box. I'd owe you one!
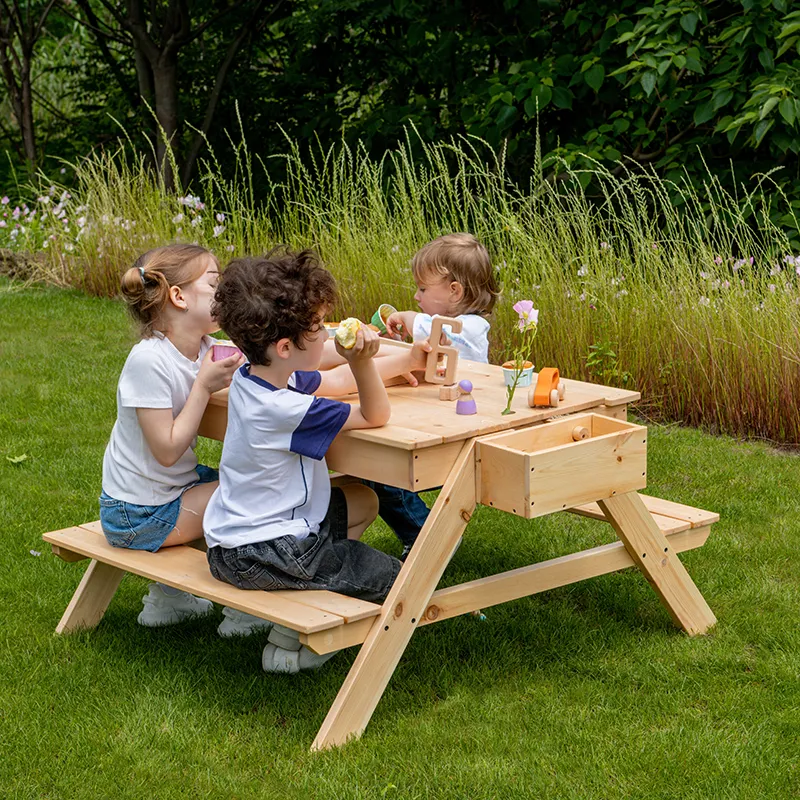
[152,54,179,190]
[20,54,36,169]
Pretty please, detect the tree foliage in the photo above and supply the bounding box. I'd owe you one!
[0,0,798,235]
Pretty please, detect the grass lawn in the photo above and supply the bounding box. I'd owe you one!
[1,277,798,799]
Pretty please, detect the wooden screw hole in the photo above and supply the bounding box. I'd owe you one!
[664,547,668,553]
[411,618,416,624]
[384,626,389,631]
[642,553,646,558]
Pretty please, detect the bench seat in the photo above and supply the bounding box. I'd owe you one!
[43,521,382,635]
[44,493,717,654]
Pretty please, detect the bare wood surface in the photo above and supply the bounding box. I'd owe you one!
[299,523,713,653]
[478,414,647,518]
[312,440,478,750]
[55,559,125,634]
[201,353,640,451]
[569,494,718,531]
[44,525,381,634]
[599,492,717,636]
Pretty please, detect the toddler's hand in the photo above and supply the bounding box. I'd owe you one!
[385,312,406,339]
[336,326,380,364]
[197,348,244,395]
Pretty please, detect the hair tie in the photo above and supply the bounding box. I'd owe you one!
[139,266,147,282]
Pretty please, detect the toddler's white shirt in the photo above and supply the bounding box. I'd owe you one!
[102,332,214,505]
[412,313,490,363]
[203,366,350,549]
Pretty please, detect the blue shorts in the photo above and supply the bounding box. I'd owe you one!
[99,465,219,552]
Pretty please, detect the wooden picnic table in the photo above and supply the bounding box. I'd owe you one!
[200,352,717,749]
[44,347,718,751]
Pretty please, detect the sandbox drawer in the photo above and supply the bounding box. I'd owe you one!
[477,413,647,518]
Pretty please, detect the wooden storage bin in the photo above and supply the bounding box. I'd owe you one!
[477,413,647,518]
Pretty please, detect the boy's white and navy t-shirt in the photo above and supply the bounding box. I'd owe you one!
[204,365,350,549]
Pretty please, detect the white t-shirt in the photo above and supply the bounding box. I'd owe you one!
[203,366,350,549]
[102,332,214,505]
[413,313,491,363]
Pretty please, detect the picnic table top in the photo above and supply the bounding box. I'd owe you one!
[207,352,640,451]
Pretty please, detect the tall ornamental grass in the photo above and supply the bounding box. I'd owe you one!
[1,132,799,444]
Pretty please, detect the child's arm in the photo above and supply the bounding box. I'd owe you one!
[384,310,418,340]
[138,351,242,467]
[337,328,391,430]
[318,339,431,396]
[320,337,347,369]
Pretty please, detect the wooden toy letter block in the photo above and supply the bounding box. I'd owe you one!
[425,316,463,385]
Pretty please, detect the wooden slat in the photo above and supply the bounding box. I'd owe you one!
[55,559,125,634]
[635,496,719,528]
[201,363,640,452]
[568,494,717,532]
[300,524,713,653]
[44,526,347,634]
[599,493,716,636]
[568,503,689,535]
[312,440,478,750]
[68,522,381,625]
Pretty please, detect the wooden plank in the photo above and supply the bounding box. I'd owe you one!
[635,496,719,528]
[312,440,478,750]
[327,437,415,489]
[599,492,716,636]
[412,440,465,491]
[568,494,718,533]
[55,559,125,634]
[199,367,640,452]
[300,617,376,655]
[300,524,714,652]
[568,503,688,535]
[421,524,713,625]
[44,526,345,634]
[64,523,379,625]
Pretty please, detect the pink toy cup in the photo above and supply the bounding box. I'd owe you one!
[212,343,242,362]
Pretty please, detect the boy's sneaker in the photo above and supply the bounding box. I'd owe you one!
[261,624,338,674]
[217,607,273,638]
[137,583,214,627]
[400,544,413,562]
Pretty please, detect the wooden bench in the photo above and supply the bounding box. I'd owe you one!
[43,494,717,651]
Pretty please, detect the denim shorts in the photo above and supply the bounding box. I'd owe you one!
[99,464,219,552]
[207,487,402,604]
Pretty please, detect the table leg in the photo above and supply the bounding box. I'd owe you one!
[312,440,478,751]
[598,492,716,636]
[55,559,126,634]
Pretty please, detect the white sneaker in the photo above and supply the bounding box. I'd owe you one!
[217,607,273,638]
[137,583,214,627]
[261,624,339,673]
[261,643,338,674]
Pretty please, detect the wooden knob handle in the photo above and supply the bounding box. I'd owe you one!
[572,425,589,441]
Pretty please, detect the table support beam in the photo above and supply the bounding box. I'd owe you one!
[312,440,478,751]
[599,492,716,636]
[55,559,125,634]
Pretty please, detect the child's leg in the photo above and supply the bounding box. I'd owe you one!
[160,480,218,547]
[362,480,430,553]
[338,483,380,540]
